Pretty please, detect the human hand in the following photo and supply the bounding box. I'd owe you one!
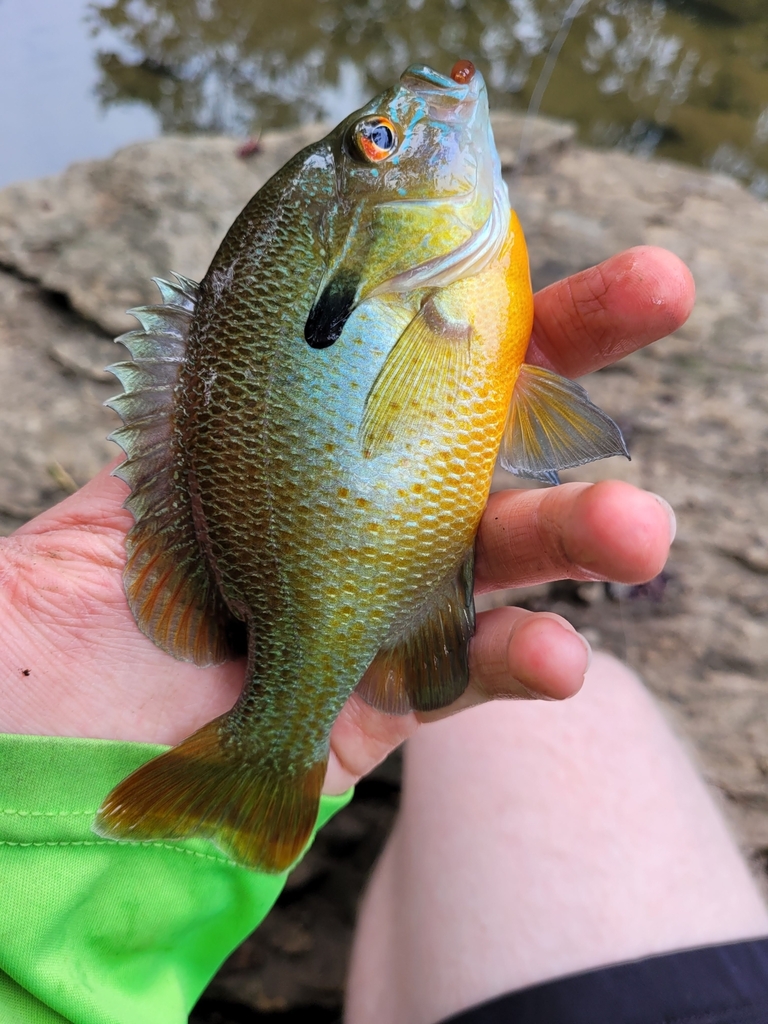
[0,245,692,796]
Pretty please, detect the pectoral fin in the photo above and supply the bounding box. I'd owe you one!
[356,551,475,714]
[500,364,629,485]
[360,297,471,458]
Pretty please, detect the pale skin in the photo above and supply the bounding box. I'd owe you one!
[345,654,768,1024]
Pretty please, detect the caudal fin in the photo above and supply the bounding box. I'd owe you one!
[92,718,326,873]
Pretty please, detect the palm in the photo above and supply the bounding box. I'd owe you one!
[0,248,692,795]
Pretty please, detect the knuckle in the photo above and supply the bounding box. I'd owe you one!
[562,264,613,347]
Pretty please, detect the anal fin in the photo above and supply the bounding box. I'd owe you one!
[356,551,475,714]
[500,364,629,484]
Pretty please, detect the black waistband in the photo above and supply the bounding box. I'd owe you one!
[440,936,768,1024]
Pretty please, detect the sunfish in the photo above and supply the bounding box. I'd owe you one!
[95,60,626,872]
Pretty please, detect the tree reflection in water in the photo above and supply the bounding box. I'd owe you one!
[88,0,768,194]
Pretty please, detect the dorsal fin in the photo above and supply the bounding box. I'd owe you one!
[107,274,239,666]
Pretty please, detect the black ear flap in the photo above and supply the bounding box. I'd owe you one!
[304,271,360,349]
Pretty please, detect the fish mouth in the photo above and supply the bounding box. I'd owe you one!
[400,63,484,122]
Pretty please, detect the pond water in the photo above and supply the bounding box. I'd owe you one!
[2,0,768,195]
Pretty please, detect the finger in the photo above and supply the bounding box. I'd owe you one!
[475,480,674,593]
[419,605,590,720]
[325,692,420,795]
[527,246,695,378]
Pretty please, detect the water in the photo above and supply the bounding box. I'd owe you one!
[0,0,157,186]
[2,0,768,195]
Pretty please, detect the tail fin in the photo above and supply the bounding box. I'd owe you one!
[92,718,326,874]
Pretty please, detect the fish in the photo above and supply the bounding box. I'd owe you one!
[93,59,627,873]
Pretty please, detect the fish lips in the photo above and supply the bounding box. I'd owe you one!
[399,63,486,124]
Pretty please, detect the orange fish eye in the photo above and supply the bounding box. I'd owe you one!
[350,117,398,162]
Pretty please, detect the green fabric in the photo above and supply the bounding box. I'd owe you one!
[0,733,352,1024]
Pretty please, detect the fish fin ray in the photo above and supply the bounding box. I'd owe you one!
[152,275,197,312]
[360,297,471,459]
[93,717,326,874]
[356,550,475,714]
[500,364,629,483]
[108,275,236,666]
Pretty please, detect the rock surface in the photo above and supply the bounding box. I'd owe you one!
[0,272,118,531]
[1,116,767,1019]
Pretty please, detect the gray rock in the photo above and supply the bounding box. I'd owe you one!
[491,111,576,171]
[0,271,118,528]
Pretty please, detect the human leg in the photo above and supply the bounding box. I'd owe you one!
[345,653,768,1024]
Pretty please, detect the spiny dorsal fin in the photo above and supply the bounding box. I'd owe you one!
[107,274,238,666]
[360,295,471,459]
[356,551,475,714]
[500,364,629,485]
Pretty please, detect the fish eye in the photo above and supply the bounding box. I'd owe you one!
[349,117,399,163]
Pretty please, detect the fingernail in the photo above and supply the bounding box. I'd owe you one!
[577,630,593,672]
[549,615,593,671]
[650,492,677,545]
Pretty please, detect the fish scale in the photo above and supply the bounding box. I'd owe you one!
[95,61,627,873]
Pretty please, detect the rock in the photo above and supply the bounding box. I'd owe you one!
[490,111,577,171]
[576,582,606,605]
[721,541,768,575]
[0,270,118,530]
[48,338,116,382]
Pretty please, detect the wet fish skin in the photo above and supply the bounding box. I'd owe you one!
[94,62,626,872]
[177,216,531,763]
